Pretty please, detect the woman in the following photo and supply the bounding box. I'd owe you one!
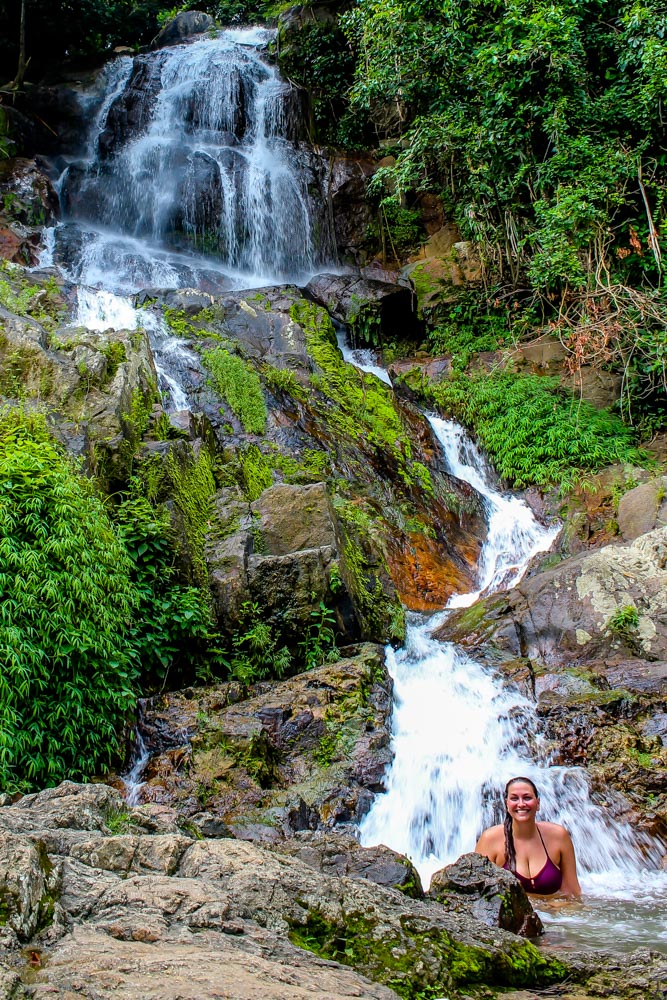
[475,776,581,896]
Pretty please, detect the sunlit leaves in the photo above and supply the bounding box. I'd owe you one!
[0,409,138,792]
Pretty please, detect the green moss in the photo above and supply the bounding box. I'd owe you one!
[163,306,221,339]
[288,909,566,998]
[0,273,64,332]
[202,347,267,434]
[341,533,405,643]
[122,380,159,454]
[104,806,139,835]
[240,443,273,500]
[165,444,216,585]
[0,345,54,399]
[261,362,307,400]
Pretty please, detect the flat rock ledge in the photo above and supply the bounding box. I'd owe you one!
[0,784,665,1000]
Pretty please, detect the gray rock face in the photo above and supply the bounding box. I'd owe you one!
[0,782,583,1000]
[207,481,360,643]
[429,853,543,938]
[618,478,667,541]
[150,11,215,49]
[305,272,418,345]
[271,830,424,898]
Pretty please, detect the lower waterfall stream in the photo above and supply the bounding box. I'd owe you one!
[33,23,666,962]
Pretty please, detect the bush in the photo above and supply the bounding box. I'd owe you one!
[428,368,645,489]
[115,491,226,688]
[0,409,138,792]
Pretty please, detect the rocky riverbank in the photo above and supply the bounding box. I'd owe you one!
[1,782,667,1000]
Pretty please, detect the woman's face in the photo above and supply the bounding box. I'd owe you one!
[506,781,539,823]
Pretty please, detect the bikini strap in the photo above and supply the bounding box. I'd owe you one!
[536,824,552,860]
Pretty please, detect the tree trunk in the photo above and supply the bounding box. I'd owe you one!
[12,0,27,91]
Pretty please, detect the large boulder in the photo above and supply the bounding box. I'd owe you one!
[429,853,543,938]
[271,830,424,898]
[305,272,419,347]
[436,526,667,667]
[207,481,360,643]
[617,477,667,542]
[150,11,215,49]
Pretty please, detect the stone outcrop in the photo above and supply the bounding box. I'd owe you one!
[429,853,543,938]
[121,644,394,840]
[150,11,215,49]
[0,159,59,265]
[0,783,581,1000]
[1,782,665,999]
[306,271,419,346]
[0,263,158,485]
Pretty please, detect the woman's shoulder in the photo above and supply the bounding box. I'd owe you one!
[538,820,573,844]
[477,823,504,845]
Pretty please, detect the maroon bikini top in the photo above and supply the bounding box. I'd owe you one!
[504,825,563,895]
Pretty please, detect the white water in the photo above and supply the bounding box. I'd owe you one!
[49,27,330,293]
[38,27,336,413]
[121,702,151,807]
[358,413,667,952]
[336,328,392,386]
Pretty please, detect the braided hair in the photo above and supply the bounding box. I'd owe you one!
[503,776,540,873]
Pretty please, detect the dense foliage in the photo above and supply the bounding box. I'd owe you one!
[426,368,645,488]
[342,0,667,425]
[0,410,138,792]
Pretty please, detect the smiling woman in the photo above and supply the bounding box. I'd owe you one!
[475,777,582,898]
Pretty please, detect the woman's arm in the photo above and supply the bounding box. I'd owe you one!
[558,829,582,897]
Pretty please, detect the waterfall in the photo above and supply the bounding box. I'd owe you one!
[358,413,667,953]
[49,27,333,293]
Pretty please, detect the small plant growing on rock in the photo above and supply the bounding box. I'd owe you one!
[299,602,338,671]
[606,604,640,642]
[230,601,291,683]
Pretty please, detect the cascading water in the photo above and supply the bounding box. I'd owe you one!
[40,26,333,411]
[357,410,667,952]
[47,27,332,293]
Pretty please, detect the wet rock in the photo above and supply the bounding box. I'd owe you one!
[515,526,667,665]
[272,831,424,898]
[326,156,376,263]
[429,853,543,938]
[206,481,360,641]
[1,158,59,222]
[305,272,419,346]
[126,644,394,837]
[150,11,215,49]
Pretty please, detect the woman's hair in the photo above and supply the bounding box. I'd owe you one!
[503,776,539,873]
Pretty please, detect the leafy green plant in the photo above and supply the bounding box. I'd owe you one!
[114,489,226,689]
[606,604,640,641]
[0,409,138,792]
[428,367,645,489]
[229,601,291,684]
[299,602,338,671]
[202,347,267,434]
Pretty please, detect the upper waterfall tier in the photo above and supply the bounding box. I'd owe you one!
[55,28,334,289]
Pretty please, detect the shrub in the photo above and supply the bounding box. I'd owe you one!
[0,409,138,792]
[114,491,225,688]
[428,368,645,489]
